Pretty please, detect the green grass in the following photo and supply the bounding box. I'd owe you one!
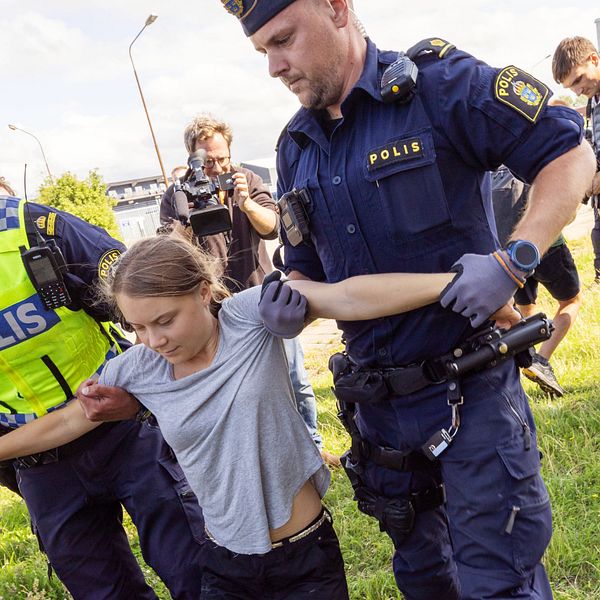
[1,241,599,599]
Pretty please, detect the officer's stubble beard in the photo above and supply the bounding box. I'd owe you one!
[284,57,347,112]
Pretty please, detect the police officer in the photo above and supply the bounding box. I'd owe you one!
[0,178,205,599]
[221,2,596,599]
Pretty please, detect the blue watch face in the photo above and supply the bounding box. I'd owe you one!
[509,240,539,270]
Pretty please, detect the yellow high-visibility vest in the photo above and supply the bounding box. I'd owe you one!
[0,196,120,421]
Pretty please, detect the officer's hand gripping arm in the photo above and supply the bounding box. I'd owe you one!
[440,253,526,328]
[258,271,308,338]
[77,379,141,422]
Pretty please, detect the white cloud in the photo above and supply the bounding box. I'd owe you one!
[1,0,598,196]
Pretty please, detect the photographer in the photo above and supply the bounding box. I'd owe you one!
[160,114,278,292]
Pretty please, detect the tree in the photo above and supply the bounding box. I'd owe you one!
[37,171,122,240]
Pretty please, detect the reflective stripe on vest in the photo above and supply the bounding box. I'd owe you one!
[0,197,121,418]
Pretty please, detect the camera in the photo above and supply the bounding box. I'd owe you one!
[173,149,233,237]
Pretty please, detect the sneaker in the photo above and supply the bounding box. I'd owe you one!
[523,354,565,397]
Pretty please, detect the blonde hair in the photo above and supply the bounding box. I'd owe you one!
[101,231,230,321]
[552,36,598,84]
[183,114,233,154]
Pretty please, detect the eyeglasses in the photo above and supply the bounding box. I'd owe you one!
[204,156,230,169]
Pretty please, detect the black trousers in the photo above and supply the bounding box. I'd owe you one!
[201,510,348,599]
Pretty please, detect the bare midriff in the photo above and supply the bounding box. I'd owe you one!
[269,479,322,543]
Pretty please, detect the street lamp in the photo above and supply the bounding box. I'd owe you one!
[529,54,551,71]
[8,124,54,183]
[128,14,168,186]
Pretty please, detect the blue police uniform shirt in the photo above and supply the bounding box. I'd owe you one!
[23,202,127,323]
[277,39,583,367]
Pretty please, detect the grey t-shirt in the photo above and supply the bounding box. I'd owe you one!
[99,286,329,554]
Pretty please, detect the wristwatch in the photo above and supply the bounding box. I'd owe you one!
[505,240,540,274]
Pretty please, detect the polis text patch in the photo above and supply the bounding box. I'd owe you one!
[367,137,424,172]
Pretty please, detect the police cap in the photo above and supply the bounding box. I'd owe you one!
[221,0,297,36]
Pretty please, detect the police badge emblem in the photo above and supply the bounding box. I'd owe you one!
[221,0,246,17]
[495,66,549,122]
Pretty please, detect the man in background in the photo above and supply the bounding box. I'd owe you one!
[553,36,600,283]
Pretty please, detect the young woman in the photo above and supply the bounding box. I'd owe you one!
[0,234,518,599]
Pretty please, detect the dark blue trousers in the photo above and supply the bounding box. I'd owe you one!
[200,511,348,599]
[15,419,206,600]
[356,360,553,600]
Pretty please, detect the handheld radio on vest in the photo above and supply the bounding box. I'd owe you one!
[18,164,72,311]
[20,241,71,310]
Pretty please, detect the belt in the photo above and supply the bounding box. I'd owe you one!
[382,360,447,396]
[204,507,331,551]
[271,507,330,549]
[15,448,59,469]
[0,424,60,469]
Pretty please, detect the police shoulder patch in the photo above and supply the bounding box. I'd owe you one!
[495,66,549,123]
[98,249,121,280]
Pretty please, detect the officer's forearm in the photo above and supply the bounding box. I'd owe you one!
[242,199,278,236]
[290,273,453,321]
[0,401,99,461]
[511,143,596,253]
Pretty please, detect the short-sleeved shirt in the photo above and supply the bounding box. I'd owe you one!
[160,166,279,292]
[277,39,583,367]
[99,286,329,555]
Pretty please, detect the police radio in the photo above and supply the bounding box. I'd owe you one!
[18,165,72,311]
[20,241,71,311]
[381,52,418,104]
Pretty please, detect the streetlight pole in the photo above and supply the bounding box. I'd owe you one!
[128,14,168,187]
[529,54,551,72]
[8,124,54,183]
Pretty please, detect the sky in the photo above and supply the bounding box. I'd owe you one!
[1,1,599,196]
